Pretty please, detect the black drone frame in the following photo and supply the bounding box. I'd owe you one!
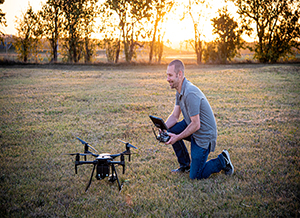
[66,137,137,192]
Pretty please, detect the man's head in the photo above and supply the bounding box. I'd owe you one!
[166,59,185,91]
[168,59,185,76]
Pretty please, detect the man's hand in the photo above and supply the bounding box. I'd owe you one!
[165,133,179,145]
[165,114,200,145]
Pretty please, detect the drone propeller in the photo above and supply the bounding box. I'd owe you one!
[76,137,98,153]
[118,139,137,162]
[110,153,121,159]
[118,139,137,149]
[64,153,91,156]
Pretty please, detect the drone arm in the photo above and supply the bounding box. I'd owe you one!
[108,159,125,174]
[76,160,96,166]
[75,160,96,174]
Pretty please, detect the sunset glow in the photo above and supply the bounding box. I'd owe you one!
[1,0,254,47]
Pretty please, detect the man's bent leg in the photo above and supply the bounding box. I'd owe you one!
[199,154,225,179]
[190,140,226,179]
[168,120,191,168]
[189,139,209,179]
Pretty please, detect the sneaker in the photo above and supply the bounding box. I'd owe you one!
[222,150,234,175]
[171,165,190,173]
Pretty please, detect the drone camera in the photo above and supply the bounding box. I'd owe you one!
[96,161,110,180]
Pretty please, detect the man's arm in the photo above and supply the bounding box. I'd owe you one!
[165,105,181,129]
[166,114,200,145]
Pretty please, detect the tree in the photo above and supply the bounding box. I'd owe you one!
[0,0,7,43]
[232,0,300,63]
[105,0,152,63]
[14,6,39,62]
[40,0,64,63]
[182,0,210,65]
[210,7,246,63]
[98,4,121,63]
[148,0,174,63]
[81,0,99,63]
[61,0,86,63]
[153,31,165,63]
[202,41,218,63]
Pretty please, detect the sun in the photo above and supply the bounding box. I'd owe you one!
[161,0,251,47]
[163,18,215,47]
[161,1,219,48]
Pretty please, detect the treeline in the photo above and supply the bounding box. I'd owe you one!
[0,0,299,64]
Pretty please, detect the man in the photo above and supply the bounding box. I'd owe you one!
[164,59,234,179]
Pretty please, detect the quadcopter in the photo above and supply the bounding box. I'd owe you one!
[65,137,137,192]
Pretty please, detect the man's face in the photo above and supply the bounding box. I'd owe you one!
[166,65,180,89]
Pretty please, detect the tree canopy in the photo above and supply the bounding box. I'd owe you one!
[7,0,300,64]
[207,7,245,63]
[232,0,300,63]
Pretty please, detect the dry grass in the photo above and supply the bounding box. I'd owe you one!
[0,63,299,217]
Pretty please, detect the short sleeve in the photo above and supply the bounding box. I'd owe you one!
[186,93,200,117]
[175,92,180,105]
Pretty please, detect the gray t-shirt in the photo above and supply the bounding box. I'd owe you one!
[175,78,217,151]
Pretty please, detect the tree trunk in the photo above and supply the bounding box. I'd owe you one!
[149,17,159,63]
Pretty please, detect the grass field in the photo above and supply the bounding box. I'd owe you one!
[0,63,299,217]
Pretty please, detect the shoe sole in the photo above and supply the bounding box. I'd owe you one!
[223,150,234,175]
[171,167,190,173]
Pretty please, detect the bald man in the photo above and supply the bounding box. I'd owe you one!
[164,59,234,179]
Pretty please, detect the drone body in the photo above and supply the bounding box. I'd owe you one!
[66,138,137,192]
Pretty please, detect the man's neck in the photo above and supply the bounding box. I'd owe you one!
[176,77,185,93]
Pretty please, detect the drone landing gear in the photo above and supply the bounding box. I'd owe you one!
[85,163,123,192]
[85,164,96,192]
[109,164,123,191]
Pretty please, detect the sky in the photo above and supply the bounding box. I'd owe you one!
[1,0,47,35]
[0,0,254,47]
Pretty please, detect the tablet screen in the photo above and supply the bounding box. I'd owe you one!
[149,115,168,130]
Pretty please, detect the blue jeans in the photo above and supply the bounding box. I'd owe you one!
[168,120,226,179]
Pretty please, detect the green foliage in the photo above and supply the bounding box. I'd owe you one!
[61,0,86,63]
[212,7,245,63]
[13,6,41,62]
[232,0,300,63]
[203,41,218,63]
[204,7,246,64]
[81,0,99,63]
[102,37,120,63]
[105,0,152,63]
[40,0,64,63]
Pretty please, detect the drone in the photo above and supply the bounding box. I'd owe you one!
[65,137,137,192]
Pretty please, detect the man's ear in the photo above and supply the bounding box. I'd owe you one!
[179,70,183,79]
